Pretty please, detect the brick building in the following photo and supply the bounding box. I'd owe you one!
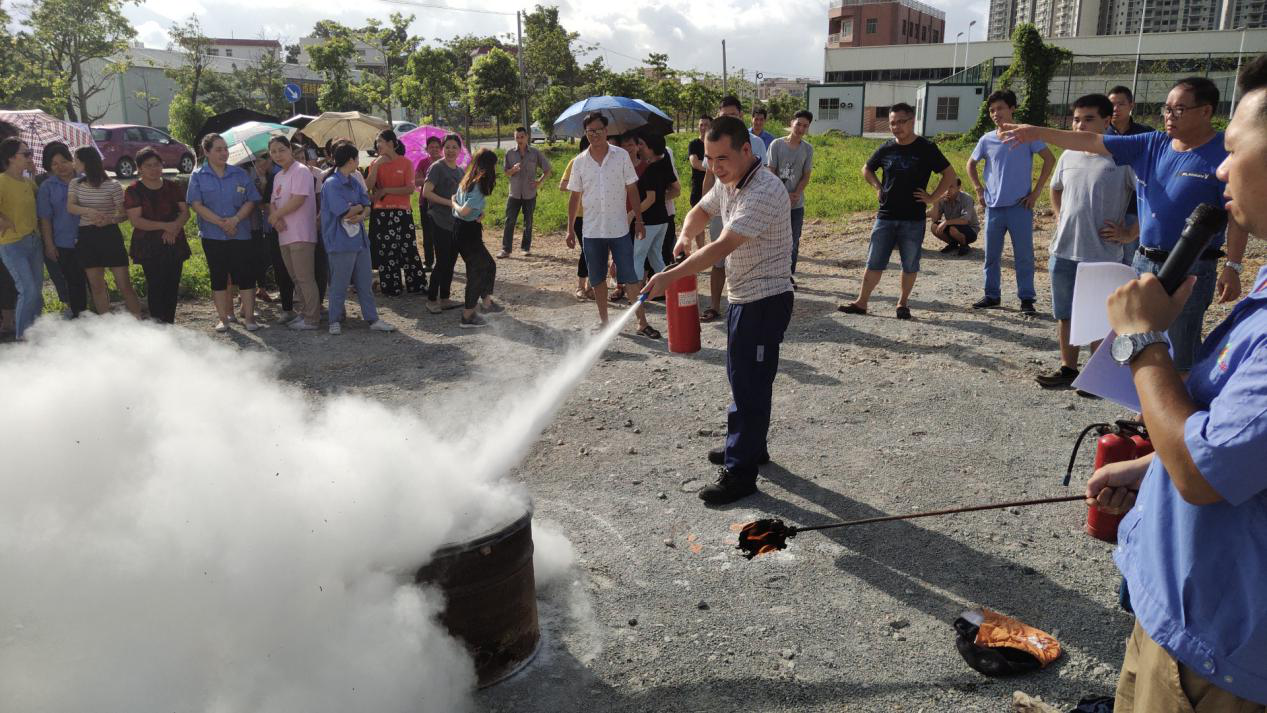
[827,0,947,48]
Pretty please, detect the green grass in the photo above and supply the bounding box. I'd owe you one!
[39,133,1058,310]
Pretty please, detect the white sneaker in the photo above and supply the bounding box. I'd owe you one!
[214,320,229,333]
[289,319,317,331]
[328,322,342,335]
[369,320,396,332]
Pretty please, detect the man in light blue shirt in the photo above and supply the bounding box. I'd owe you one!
[966,89,1055,314]
[1086,53,1267,712]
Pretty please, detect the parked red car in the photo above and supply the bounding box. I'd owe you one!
[91,124,196,178]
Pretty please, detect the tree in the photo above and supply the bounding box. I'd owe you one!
[468,48,519,148]
[594,69,648,101]
[283,43,301,64]
[360,12,417,121]
[401,45,458,123]
[166,15,214,107]
[133,72,162,126]
[533,83,576,136]
[522,4,580,91]
[0,1,63,112]
[167,92,211,145]
[681,80,721,121]
[644,52,670,80]
[27,0,135,122]
[646,78,682,125]
[226,49,288,117]
[968,24,1071,138]
[443,34,504,136]
[764,91,805,125]
[308,34,358,112]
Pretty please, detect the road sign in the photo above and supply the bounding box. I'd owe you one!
[283,83,302,104]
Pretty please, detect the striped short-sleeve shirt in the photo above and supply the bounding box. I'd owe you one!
[696,159,792,304]
[70,178,125,219]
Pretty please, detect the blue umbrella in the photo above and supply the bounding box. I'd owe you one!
[552,96,674,138]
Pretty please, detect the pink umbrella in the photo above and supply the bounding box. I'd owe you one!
[0,110,99,174]
[399,125,470,174]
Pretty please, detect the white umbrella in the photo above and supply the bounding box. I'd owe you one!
[300,111,390,151]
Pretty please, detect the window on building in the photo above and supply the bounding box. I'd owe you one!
[933,29,939,42]
[875,106,890,118]
[921,25,927,41]
[207,48,219,56]
[819,97,840,121]
[225,48,233,57]
[902,19,908,34]
[935,96,960,121]
[866,18,877,33]
[842,18,853,41]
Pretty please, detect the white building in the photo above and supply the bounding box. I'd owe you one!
[814,26,1265,136]
[296,37,386,71]
[204,38,280,62]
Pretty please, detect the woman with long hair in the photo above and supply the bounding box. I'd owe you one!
[321,143,395,335]
[421,134,466,314]
[123,147,191,324]
[366,129,426,296]
[67,145,142,318]
[267,135,320,331]
[187,133,262,332]
[0,137,44,337]
[449,148,501,328]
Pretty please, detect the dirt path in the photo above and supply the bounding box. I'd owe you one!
[175,214,1261,712]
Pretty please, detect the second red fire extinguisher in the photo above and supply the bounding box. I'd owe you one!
[1064,420,1151,543]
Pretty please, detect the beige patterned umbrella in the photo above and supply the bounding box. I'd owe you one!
[0,110,98,174]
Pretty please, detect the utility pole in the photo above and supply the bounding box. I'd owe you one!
[517,11,530,132]
[721,40,728,92]
[1229,25,1247,117]
[1131,0,1149,96]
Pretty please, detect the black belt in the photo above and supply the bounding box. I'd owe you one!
[1138,246,1225,262]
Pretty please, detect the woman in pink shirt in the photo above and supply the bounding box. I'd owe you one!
[267,136,321,330]
[366,129,426,296]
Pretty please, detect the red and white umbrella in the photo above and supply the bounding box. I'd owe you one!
[0,110,99,174]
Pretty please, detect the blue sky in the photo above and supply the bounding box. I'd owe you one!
[125,0,989,80]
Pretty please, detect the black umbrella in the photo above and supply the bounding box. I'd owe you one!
[195,109,282,147]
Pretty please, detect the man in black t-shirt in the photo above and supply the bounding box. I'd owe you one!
[688,116,710,206]
[838,103,956,320]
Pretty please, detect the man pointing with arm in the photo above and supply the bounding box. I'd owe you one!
[1000,75,1248,372]
[644,116,793,506]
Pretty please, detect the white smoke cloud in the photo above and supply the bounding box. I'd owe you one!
[0,316,592,712]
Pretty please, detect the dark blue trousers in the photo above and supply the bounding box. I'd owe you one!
[724,290,794,477]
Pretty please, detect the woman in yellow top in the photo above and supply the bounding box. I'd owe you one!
[0,137,43,339]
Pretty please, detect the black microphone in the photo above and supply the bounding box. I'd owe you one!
[1156,203,1228,295]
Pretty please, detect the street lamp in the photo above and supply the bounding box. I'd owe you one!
[1131,0,1149,96]
[953,31,964,75]
[963,20,976,76]
[1230,26,1248,117]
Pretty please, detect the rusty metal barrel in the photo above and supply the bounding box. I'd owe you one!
[415,511,540,688]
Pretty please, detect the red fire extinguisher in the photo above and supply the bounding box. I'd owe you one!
[1064,420,1151,543]
[665,268,701,354]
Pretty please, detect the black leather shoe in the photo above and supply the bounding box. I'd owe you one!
[708,445,770,466]
[698,467,758,504]
[972,296,1001,309]
[1020,299,1037,315]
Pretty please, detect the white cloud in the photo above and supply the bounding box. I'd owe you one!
[134,20,170,48]
[128,0,987,77]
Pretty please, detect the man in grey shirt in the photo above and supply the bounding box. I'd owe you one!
[500,126,552,258]
[766,110,814,278]
[930,178,979,256]
[1036,94,1137,389]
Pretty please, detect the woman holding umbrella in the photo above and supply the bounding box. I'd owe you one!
[366,129,426,297]
[67,146,143,319]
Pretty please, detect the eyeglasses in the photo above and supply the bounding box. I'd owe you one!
[584,127,607,135]
[1160,104,1208,118]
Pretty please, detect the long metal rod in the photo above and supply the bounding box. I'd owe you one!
[793,495,1086,533]
[1131,0,1149,95]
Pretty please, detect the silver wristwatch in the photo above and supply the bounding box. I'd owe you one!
[1111,331,1168,366]
[1225,260,1244,274]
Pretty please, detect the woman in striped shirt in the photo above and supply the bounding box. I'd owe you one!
[67,147,141,317]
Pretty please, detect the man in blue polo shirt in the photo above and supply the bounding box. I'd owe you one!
[1001,76,1249,372]
[1078,54,1267,712]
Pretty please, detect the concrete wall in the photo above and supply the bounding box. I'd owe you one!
[807,84,866,135]
[916,83,987,135]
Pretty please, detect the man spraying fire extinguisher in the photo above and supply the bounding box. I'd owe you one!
[1072,55,1267,713]
[643,115,793,506]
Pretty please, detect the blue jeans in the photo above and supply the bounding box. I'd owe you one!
[725,291,794,478]
[633,223,667,281]
[983,204,1036,301]
[0,233,44,338]
[1048,255,1079,321]
[790,207,804,274]
[582,233,636,287]
[1132,252,1217,371]
[865,218,925,273]
[327,248,379,324]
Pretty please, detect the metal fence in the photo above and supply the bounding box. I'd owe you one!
[938,50,1251,125]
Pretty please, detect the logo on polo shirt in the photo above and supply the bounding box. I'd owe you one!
[1179,171,1214,180]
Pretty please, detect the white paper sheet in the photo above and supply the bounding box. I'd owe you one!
[1070,262,1137,346]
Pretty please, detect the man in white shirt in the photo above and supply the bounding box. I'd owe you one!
[565,112,656,336]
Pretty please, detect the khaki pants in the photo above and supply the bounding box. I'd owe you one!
[1116,621,1265,713]
[280,242,320,324]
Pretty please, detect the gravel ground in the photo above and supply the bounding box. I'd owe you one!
[173,213,1261,713]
